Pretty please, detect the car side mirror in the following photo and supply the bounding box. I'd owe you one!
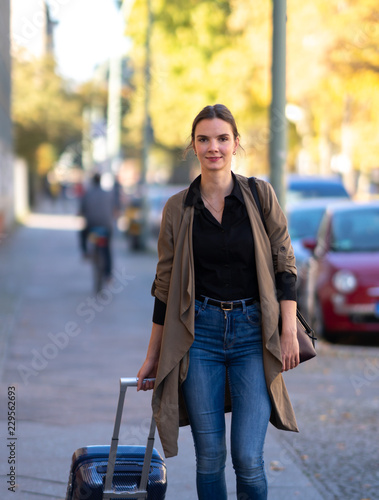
[301,237,317,252]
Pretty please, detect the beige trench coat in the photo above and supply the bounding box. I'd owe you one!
[151,174,299,458]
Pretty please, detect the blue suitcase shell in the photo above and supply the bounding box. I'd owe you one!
[66,445,167,500]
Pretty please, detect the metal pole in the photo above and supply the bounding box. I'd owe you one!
[82,107,93,172]
[142,0,152,185]
[269,0,287,208]
[106,0,136,175]
[106,53,122,174]
[138,0,153,250]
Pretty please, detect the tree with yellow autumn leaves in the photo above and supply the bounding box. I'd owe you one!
[12,0,379,196]
[123,0,379,192]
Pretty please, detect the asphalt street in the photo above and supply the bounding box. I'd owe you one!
[0,198,377,500]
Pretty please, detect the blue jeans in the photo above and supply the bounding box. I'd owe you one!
[181,298,272,500]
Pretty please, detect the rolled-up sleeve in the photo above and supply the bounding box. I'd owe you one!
[275,272,297,302]
[152,297,167,325]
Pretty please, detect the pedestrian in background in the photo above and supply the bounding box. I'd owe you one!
[137,104,299,500]
[79,173,115,277]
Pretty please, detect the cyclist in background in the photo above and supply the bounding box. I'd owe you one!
[79,173,116,279]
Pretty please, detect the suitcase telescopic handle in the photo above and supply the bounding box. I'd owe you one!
[120,377,156,388]
[103,378,157,499]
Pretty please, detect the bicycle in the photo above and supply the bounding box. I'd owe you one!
[88,227,110,293]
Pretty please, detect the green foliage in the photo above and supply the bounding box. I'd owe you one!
[12,50,84,173]
[287,0,379,175]
[125,0,272,175]
[124,0,379,182]
[36,143,57,176]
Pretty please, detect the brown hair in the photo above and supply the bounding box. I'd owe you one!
[183,104,241,157]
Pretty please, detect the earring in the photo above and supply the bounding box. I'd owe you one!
[233,151,236,155]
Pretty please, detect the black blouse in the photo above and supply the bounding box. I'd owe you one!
[153,173,296,325]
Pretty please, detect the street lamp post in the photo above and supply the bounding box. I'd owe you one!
[269,0,287,208]
[106,0,136,175]
[108,0,152,250]
[107,54,122,174]
[138,0,153,250]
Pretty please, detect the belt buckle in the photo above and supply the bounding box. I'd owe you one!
[221,301,233,311]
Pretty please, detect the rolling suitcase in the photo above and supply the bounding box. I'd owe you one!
[65,378,167,499]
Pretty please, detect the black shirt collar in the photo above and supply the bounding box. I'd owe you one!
[185,172,245,207]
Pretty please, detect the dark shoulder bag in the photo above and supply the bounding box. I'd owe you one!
[248,177,317,363]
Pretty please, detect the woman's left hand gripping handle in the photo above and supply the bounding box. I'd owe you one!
[137,360,157,391]
[137,323,164,391]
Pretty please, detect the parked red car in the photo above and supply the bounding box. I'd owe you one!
[305,201,379,341]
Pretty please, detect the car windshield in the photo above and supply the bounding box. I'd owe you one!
[288,207,326,240]
[331,208,379,252]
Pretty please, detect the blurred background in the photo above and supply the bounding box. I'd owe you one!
[1,6,379,498]
[2,0,379,237]
[1,0,379,271]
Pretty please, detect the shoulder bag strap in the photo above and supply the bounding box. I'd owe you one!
[248,176,267,232]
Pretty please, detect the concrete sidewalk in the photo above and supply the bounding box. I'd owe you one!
[0,417,324,500]
[0,206,326,499]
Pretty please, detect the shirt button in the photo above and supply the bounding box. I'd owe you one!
[280,246,286,251]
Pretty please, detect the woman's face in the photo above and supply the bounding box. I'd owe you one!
[193,118,239,174]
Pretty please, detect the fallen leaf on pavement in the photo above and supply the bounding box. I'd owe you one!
[270,461,285,471]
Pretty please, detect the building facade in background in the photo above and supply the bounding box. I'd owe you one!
[0,0,13,233]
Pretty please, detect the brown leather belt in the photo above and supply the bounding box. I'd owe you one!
[195,295,258,311]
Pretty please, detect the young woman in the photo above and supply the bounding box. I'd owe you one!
[137,104,299,499]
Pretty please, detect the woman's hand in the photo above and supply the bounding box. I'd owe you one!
[137,358,158,391]
[280,300,300,372]
[280,328,300,372]
[136,323,163,391]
